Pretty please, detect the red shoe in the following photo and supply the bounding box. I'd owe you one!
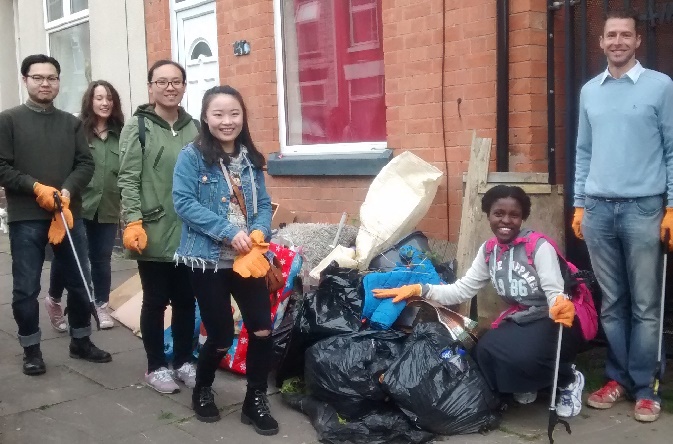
[634,399,661,422]
[586,380,625,409]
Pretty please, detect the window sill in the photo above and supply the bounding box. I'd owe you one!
[267,149,393,176]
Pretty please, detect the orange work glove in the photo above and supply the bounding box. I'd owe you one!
[34,183,60,212]
[47,196,74,245]
[249,229,266,245]
[660,208,673,251]
[123,220,147,254]
[233,249,270,278]
[372,284,422,304]
[549,295,575,328]
[572,207,584,240]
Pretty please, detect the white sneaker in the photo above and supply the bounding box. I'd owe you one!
[513,391,538,404]
[96,304,114,329]
[557,366,585,418]
[145,367,180,394]
[174,362,197,388]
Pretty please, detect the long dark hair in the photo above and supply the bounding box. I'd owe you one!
[80,80,125,142]
[194,85,265,168]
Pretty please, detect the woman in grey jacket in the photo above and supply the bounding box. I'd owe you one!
[375,185,586,418]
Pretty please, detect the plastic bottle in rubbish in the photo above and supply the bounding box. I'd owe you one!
[447,348,468,373]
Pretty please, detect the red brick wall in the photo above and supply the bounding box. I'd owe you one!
[143,0,553,241]
[144,0,172,65]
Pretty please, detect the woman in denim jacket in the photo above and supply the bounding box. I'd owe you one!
[172,85,276,435]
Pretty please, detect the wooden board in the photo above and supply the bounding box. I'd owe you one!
[455,132,492,316]
[108,273,141,310]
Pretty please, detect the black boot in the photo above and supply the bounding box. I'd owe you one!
[192,386,221,423]
[69,337,112,363]
[23,344,46,376]
[241,389,279,436]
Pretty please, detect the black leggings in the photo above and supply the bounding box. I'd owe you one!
[189,268,272,390]
[474,316,584,394]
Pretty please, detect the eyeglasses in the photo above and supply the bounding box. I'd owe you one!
[27,75,60,85]
[149,80,185,89]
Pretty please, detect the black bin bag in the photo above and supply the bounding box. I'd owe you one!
[274,264,364,386]
[282,392,435,444]
[299,264,364,341]
[305,330,408,419]
[381,322,501,435]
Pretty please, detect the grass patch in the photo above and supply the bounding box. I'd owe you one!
[158,410,176,421]
[280,377,305,395]
[38,405,50,411]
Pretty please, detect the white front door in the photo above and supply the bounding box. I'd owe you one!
[175,2,219,118]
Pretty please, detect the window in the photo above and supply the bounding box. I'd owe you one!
[274,0,386,154]
[44,0,91,114]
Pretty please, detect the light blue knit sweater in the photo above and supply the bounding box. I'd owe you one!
[574,67,673,207]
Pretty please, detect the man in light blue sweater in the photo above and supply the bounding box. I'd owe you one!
[572,8,673,423]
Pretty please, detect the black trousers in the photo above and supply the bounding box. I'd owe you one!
[137,261,195,372]
[474,316,584,394]
[189,268,272,390]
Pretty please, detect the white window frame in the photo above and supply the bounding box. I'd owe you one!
[273,0,387,156]
[43,0,89,32]
[42,1,90,115]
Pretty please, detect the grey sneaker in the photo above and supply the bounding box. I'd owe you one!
[145,367,180,394]
[44,296,67,333]
[174,362,197,388]
[96,304,114,329]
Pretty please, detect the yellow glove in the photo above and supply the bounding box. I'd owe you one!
[550,295,575,328]
[233,249,270,278]
[249,229,266,245]
[123,220,147,254]
[660,208,673,251]
[572,207,584,240]
[34,183,60,212]
[47,196,74,245]
[372,284,422,304]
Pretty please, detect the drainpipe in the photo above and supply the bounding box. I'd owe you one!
[496,0,509,172]
[547,1,557,185]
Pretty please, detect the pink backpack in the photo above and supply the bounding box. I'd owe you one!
[484,232,598,341]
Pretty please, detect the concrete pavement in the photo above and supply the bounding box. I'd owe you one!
[0,232,671,443]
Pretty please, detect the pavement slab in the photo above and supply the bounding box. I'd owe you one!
[176,393,317,444]
[0,410,105,444]
[37,385,193,441]
[0,364,105,417]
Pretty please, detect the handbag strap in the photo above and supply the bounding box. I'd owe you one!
[220,161,247,219]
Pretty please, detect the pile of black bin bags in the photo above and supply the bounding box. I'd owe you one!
[272,264,501,444]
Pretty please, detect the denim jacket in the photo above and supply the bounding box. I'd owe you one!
[172,142,272,266]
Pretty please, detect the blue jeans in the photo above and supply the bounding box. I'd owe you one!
[582,195,664,402]
[50,220,117,306]
[9,219,93,347]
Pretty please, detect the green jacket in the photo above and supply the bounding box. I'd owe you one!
[118,104,198,262]
[81,130,121,223]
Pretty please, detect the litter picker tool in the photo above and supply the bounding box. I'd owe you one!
[547,322,571,444]
[653,238,668,397]
[54,192,101,330]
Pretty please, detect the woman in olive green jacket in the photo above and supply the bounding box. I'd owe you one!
[47,80,125,331]
[117,60,199,394]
